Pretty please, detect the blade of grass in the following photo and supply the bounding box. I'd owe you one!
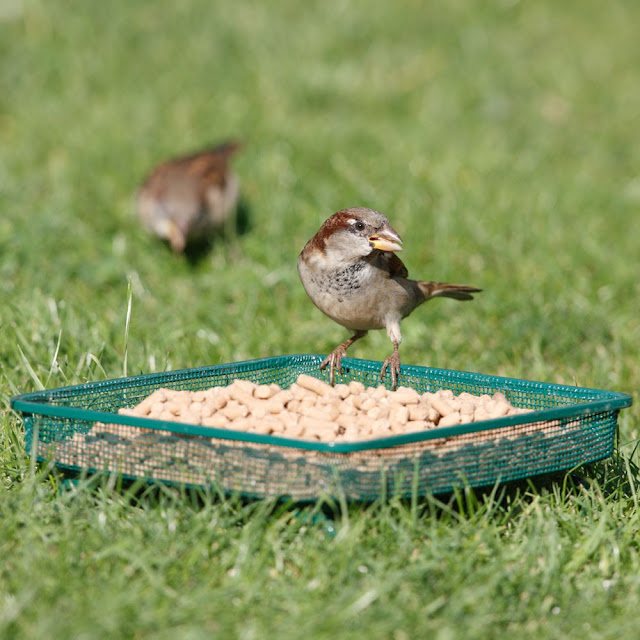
[123,276,133,378]
[16,344,45,391]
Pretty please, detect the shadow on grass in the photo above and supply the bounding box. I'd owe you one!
[40,447,640,539]
[183,196,253,265]
[31,425,640,536]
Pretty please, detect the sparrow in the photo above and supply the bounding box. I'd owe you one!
[297,207,481,389]
[137,141,241,253]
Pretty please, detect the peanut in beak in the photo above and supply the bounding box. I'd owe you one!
[369,227,403,252]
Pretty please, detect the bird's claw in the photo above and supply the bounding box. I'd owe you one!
[380,351,401,391]
[320,346,347,386]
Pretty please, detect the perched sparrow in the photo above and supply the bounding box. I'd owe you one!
[137,141,241,253]
[298,207,481,389]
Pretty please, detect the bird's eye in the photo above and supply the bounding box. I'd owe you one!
[354,220,365,231]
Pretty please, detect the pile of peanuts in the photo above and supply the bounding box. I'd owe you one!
[118,374,530,443]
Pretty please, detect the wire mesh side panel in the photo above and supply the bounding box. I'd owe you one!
[22,354,614,415]
[28,408,618,500]
[27,356,321,413]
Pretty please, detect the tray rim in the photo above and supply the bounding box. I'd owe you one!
[10,354,633,454]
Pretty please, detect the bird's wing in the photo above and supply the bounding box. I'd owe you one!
[181,142,242,186]
[380,252,409,279]
[187,155,227,185]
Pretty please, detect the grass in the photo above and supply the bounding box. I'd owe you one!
[1,0,640,637]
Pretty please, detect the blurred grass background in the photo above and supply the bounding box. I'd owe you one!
[1,0,640,637]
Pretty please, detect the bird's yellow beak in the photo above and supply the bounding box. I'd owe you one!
[369,226,403,252]
[156,219,186,253]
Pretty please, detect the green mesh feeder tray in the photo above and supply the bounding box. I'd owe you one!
[11,355,632,500]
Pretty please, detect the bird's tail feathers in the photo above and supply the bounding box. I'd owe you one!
[417,281,481,301]
[211,140,243,157]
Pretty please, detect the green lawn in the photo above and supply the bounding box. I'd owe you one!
[2,0,640,637]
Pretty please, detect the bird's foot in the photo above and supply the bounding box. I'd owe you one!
[380,349,401,391]
[320,345,348,386]
[319,331,367,386]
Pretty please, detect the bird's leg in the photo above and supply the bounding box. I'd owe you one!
[320,330,367,385]
[380,342,401,390]
[381,322,403,390]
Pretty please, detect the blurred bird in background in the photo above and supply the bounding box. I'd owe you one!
[137,141,242,253]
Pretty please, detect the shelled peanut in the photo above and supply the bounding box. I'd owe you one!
[116,375,531,443]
